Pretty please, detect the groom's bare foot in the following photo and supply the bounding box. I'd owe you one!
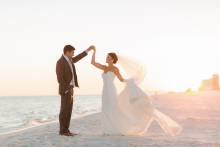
[59,132,73,136]
[68,132,78,136]
[67,130,79,136]
[59,131,78,137]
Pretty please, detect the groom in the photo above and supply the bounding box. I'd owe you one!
[56,45,94,136]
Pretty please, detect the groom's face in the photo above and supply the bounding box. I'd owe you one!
[70,50,74,57]
[66,50,75,58]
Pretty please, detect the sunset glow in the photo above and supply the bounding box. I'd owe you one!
[0,0,220,96]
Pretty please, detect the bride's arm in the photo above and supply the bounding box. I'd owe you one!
[114,67,125,82]
[91,49,106,70]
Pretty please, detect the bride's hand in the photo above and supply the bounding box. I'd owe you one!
[124,78,135,83]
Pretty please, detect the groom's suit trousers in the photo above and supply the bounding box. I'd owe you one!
[59,90,73,133]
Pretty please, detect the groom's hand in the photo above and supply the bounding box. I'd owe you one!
[86,45,95,52]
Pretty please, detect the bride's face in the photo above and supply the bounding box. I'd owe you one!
[106,55,113,64]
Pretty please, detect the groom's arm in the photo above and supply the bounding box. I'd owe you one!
[72,51,88,63]
[72,45,95,63]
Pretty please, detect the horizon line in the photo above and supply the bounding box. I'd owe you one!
[0,94,101,97]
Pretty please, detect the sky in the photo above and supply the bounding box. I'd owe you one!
[0,0,220,96]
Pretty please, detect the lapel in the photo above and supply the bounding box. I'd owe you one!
[61,55,72,75]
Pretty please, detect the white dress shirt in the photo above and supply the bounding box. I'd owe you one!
[63,54,75,88]
[63,50,88,92]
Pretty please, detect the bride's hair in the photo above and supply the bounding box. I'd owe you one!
[108,52,118,64]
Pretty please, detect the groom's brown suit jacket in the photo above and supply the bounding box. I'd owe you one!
[56,51,87,95]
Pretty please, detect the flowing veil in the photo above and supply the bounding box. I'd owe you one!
[117,55,146,84]
[116,55,183,136]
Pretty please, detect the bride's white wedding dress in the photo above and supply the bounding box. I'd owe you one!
[101,71,182,136]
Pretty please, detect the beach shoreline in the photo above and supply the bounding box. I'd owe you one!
[1,93,220,147]
[0,112,219,147]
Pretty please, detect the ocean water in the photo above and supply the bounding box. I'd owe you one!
[0,95,101,134]
[0,92,220,146]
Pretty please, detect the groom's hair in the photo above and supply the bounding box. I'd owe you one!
[63,45,75,54]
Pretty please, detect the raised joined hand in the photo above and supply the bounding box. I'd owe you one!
[87,45,96,52]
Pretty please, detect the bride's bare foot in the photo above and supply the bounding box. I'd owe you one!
[102,133,110,136]
[102,133,125,136]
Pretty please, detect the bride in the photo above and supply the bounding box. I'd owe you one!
[90,47,182,136]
